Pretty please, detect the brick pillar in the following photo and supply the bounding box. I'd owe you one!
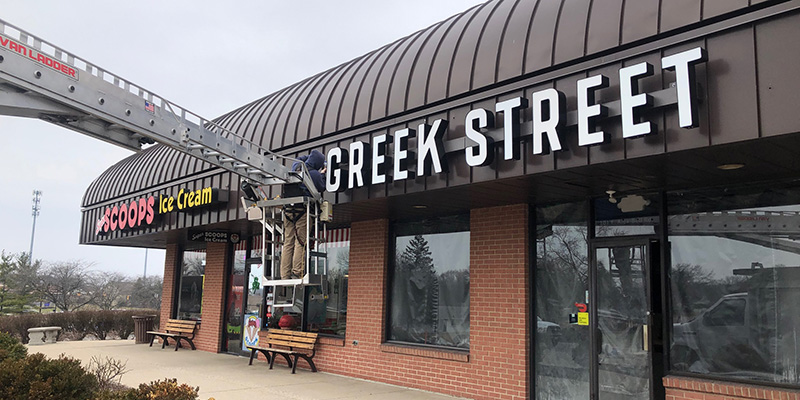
[159,243,179,327]
[344,219,389,371]
[469,204,530,400]
[194,241,228,352]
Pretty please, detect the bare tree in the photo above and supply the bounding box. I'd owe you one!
[32,260,98,312]
[92,272,131,310]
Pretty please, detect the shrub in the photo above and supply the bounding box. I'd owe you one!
[0,313,44,344]
[0,331,26,361]
[0,353,98,400]
[113,311,135,340]
[71,310,94,340]
[0,309,161,343]
[89,311,116,340]
[86,355,128,392]
[127,378,199,400]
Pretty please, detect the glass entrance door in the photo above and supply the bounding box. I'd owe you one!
[224,257,264,355]
[592,239,661,400]
[242,261,264,351]
[224,250,245,354]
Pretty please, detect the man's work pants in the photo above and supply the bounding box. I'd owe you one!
[280,210,306,279]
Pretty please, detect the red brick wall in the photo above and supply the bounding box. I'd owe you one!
[159,243,178,327]
[664,376,800,400]
[194,242,227,352]
[260,204,531,400]
[467,204,530,399]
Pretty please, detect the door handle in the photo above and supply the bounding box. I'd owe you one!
[642,324,649,352]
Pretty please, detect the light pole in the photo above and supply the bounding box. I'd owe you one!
[29,190,42,263]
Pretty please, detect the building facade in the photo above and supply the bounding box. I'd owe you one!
[80,1,800,399]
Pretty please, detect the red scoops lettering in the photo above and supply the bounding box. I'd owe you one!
[96,196,156,234]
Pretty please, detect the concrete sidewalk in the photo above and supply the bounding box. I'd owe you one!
[27,340,466,400]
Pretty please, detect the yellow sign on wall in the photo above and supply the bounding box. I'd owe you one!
[578,312,589,326]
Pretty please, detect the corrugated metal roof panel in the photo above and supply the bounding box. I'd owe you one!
[82,0,769,208]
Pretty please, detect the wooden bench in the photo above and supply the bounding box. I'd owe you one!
[247,330,318,374]
[146,319,199,351]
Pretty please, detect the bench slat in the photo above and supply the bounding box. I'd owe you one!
[167,324,197,329]
[167,321,197,328]
[266,335,317,343]
[266,332,317,339]
[265,341,314,350]
[264,337,314,346]
[265,338,316,345]
[166,327,196,333]
[167,321,198,326]
[165,319,198,325]
[267,330,317,338]
[266,338,316,346]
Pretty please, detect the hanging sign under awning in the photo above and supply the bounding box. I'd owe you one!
[188,230,240,244]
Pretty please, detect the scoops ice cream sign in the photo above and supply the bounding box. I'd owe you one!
[95,187,223,235]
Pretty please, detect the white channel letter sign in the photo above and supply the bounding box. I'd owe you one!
[326,47,709,193]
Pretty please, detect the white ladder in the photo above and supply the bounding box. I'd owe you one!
[0,18,330,309]
[252,196,328,309]
[0,18,322,201]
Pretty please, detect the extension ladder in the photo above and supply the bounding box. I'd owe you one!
[0,18,328,306]
[249,196,328,308]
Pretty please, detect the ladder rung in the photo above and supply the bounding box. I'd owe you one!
[309,251,327,258]
[264,278,303,287]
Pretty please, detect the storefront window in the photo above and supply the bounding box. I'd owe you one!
[306,228,349,337]
[668,184,800,386]
[177,249,206,320]
[535,202,590,399]
[389,215,470,349]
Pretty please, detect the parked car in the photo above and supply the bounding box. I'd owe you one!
[537,316,561,346]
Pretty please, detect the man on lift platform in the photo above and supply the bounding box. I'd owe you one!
[281,150,326,280]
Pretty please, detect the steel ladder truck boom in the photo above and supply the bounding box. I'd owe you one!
[0,18,328,307]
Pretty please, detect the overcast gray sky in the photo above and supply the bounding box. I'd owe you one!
[0,0,487,277]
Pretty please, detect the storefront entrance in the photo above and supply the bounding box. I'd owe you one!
[224,246,264,356]
[590,238,664,400]
[535,198,666,399]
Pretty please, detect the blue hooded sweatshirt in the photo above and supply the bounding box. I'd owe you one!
[291,150,326,194]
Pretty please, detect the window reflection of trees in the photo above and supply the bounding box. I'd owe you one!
[537,225,589,320]
[178,250,205,320]
[391,231,469,349]
[183,253,205,276]
[536,221,590,400]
